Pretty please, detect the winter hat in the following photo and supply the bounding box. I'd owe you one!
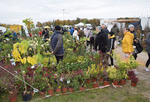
[109,32,114,36]
[55,25,61,31]
[128,24,134,29]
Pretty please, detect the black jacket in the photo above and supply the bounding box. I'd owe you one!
[95,30,108,53]
[107,36,116,52]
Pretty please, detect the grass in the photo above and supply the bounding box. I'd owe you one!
[1,68,150,102]
[0,82,149,102]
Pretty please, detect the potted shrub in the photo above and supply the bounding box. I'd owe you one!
[107,67,122,85]
[131,76,138,87]
[78,75,86,91]
[120,70,128,85]
[103,71,110,86]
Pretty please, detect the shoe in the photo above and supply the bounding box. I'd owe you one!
[144,67,150,72]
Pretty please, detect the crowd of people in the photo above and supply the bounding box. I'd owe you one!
[49,23,150,73]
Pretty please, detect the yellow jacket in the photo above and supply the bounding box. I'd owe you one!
[122,31,134,53]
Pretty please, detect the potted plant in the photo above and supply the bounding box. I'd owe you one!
[131,76,138,87]
[107,66,122,85]
[78,75,86,91]
[120,70,128,85]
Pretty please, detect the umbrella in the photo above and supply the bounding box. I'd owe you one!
[44,26,50,28]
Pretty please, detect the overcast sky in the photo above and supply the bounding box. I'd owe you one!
[0,0,150,25]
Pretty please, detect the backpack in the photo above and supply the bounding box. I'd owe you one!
[134,40,143,54]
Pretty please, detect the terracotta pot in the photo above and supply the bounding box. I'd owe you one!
[103,81,109,86]
[113,80,119,85]
[62,88,68,93]
[39,91,45,96]
[80,87,85,91]
[69,88,74,92]
[131,82,137,87]
[120,79,126,85]
[99,77,104,82]
[48,90,54,95]
[92,78,97,82]
[86,79,91,83]
[55,88,61,93]
[93,83,99,88]
[9,94,17,102]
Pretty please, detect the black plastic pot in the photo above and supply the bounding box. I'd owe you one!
[22,92,32,101]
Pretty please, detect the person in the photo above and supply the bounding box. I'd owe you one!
[49,25,64,64]
[107,32,116,66]
[39,30,42,37]
[94,26,107,53]
[44,28,49,42]
[73,27,79,40]
[122,28,134,58]
[111,23,119,48]
[70,27,74,36]
[144,31,150,71]
[101,23,109,41]
[129,24,138,60]
[12,30,18,41]
[86,28,93,49]
[78,28,85,39]
[42,28,45,38]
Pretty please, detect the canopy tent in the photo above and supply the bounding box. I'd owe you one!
[75,22,84,27]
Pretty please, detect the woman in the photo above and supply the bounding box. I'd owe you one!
[94,26,107,53]
[73,27,79,41]
[122,28,134,58]
[144,31,150,71]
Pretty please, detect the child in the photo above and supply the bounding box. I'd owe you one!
[107,32,116,66]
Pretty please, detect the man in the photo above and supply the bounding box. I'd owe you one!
[49,25,64,64]
[111,23,119,48]
[44,28,49,42]
[129,24,137,60]
[70,27,74,36]
[129,24,138,74]
[101,24,109,42]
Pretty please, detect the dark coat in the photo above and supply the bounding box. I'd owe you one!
[94,30,108,53]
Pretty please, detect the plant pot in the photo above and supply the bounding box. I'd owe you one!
[62,88,68,93]
[55,88,61,93]
[80,87,85,91]
[69,88,74,92]
[92,78,97,82]
[103,81,109,86]
[48,90,54,95]
[113,80,119,85]
[22,93,32,101]
[86,79,91,83]
[131,82,137,87]
[39,91,45,96]
[120,79,126,85]
[99,77,104,82]
[93,83,99,88]
[9,94,17,102]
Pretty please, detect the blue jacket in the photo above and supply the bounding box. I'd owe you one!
[70,28,74,35]
[49,31,64,56]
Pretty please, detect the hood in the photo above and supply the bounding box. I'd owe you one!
[124,31,134,39]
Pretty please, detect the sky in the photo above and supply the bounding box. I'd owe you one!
[0,0,150,25]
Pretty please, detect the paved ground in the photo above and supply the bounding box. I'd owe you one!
[114,46,150,101]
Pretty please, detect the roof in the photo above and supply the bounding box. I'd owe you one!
[104,19,140,23]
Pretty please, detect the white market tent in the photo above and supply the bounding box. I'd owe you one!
[75,22,84,27]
